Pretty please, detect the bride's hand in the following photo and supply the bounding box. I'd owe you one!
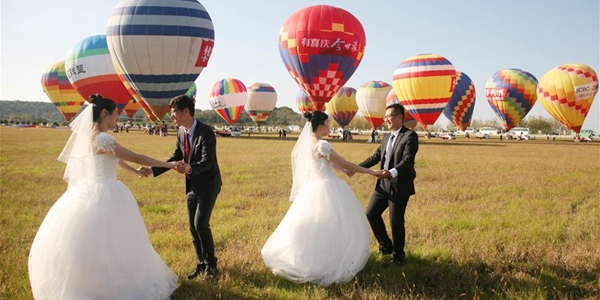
[166,161,183,169]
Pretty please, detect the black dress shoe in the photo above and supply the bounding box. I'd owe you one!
[187,264,206,280]
[203,266,220,280]
[378,243,394,255]
[391,256,405,265]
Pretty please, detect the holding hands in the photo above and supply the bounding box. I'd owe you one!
[136,161,185,178]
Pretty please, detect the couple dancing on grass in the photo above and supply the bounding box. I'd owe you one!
[28,95,418,299]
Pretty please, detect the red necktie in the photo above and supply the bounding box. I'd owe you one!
[184,130,191,179]
[184,130,190,163]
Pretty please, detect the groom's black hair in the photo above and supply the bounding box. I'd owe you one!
[386,103,405,119]
[170,95,196,117]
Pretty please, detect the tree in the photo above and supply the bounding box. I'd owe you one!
[519,116,567,134]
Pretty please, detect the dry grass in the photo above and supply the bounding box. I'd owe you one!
[1,126,598,299]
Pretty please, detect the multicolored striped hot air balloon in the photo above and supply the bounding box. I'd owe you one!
[65,34,132,115]
[279,5,366,110]
[296,89,317,114]
[115,66,158,121]
[356,81,391,130]
[106,0,215,120]
[325,87,357,128]
[537,64,598,134]
[186,83,198,99]
[41,61,86,122]
[245,83,277,126]
[485,69,538,131]
[123,98,140,119]
[392,54,457,130]
[443,71,476,131]
[385,89,418,130]
[209,78,247,125]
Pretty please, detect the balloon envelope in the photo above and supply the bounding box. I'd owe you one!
[392,54,457,130]
[41,61,86,122]
[106,0,215,119]
[65,34,132,115]
[209,78,247,125]
[326,86,357,128]
[537,64,598,134]
[245,83,277,125]
[485,69,538,131]
[296,89,317,114]
[385,89,418,129]
[123,98,140,119]
[186,83,198,99]
[279,5,366,110]
[443,71,476,131]
[356,81,391,130]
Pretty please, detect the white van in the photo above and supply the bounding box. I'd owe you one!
[479,127,500,135]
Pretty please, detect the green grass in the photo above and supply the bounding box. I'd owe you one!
[1,126,599,299]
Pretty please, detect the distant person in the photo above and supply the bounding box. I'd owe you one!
[28,95,179,299]
[358,103,419,265]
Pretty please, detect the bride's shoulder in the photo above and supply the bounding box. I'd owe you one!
[315,139,332,158]
[93,132,116,153]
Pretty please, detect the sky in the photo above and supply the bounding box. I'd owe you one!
[2,0,599,131]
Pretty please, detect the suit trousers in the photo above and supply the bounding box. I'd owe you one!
[365,184,410,259]
[187,186,219,267]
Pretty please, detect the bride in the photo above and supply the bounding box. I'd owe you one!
[28,95,179,299]
[261,111,384,287]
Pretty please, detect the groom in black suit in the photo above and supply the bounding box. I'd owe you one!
[149,95,222,280]
[359,103,419,264]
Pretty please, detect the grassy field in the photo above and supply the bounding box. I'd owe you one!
[1,126,599,300]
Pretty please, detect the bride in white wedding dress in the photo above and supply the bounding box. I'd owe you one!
[28,95,180,300]
[261,111,384,287]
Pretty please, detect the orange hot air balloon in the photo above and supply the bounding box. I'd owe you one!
[123,98,141,119]
[41,61,86,122]
[537,64,598,133]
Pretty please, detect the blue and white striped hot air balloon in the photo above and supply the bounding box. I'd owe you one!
[106,0,215,119]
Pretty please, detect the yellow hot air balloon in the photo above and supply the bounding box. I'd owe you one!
[325,87,358,128]
[41,61,87,122]
[537,64,598,133]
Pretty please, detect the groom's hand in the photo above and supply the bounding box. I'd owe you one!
[137,166,152,178]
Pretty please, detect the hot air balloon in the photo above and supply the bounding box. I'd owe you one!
[279,5,366,110]
[41,61,86,122]
[443,71,476,131]
[123,98,140,119]
[537,64,598,134]
[186,83,198,99]
[392,54,457,130]
[325,87,357,128]
[209,78,247,125]
[385,89,418,129]
[106,0,215,120]
[296,89,317,114]
[65,34,133,115]
[356,81,391,130]
[485,69,538,131]
[245,83,277,126]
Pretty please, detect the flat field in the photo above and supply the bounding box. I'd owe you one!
[1,126,598,299]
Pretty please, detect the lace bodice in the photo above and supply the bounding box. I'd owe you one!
[311,140,335,177]
[92,133,118,182]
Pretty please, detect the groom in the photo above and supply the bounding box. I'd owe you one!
[146,95,222,280]
[358,103,419,264]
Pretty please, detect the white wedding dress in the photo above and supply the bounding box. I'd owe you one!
[261,140,370,287]
[28,133,177,300]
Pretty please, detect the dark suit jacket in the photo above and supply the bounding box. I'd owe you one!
[152,119,222,194]
[359,126,419,199]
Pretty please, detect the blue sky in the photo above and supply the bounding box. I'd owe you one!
[2,0,599,131]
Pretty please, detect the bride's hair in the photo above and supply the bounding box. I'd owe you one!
[90,94,117,123]
[304,111,328,132]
